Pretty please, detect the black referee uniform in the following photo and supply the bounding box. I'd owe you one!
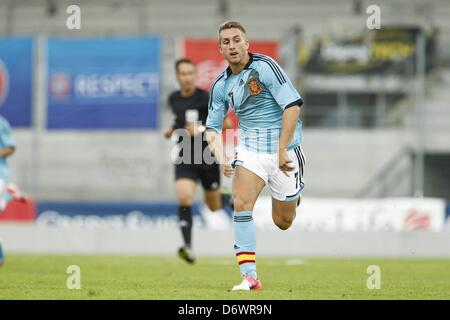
[168,88,221,190]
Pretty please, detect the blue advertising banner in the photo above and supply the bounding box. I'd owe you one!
[0,37,33,127]
[47,37,161,129]
[35,201,233,228]
[35,201,201,228]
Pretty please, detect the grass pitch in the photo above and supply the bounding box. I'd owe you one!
[0,254,449,299]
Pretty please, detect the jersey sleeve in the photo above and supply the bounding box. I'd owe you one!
[206,77,228,133]
[0,120,16,149]
[257,57,303,110]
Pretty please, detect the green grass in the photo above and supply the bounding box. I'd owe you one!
[0,254,449,299]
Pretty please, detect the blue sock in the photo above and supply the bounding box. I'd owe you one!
[233,210,257,279]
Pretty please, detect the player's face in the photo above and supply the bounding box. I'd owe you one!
[219,28,249,66]
[176,62,197,91]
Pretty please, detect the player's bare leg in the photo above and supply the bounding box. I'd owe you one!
[204,189,222,211]
[175,178,197,207]
[231,166,265,291]
[271,197,299,230]
[232,167,265,211]
[202,188,232,230]
[175,178,197,263]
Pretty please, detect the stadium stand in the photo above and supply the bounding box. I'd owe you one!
[0,0,449,200]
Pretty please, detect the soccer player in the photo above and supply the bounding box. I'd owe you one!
[164,58,229,264]
[205,21,306,290]
[0,114,19,266]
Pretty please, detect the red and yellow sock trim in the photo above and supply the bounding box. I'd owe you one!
[236,251,256,265]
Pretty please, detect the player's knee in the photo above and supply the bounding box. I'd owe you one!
[206,201,222,212]
[273,214,295,230]
[178,194,193,207]
[233,195,253,212]
[275,219,293,230]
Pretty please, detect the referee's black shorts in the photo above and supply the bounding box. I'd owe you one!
[175,163,221,191]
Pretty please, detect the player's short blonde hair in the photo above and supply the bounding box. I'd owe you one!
[218,21,247,38]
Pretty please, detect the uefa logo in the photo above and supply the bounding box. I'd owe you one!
[49,72,71,99]
[0,59,10,107]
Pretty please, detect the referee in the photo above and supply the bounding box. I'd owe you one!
[164,58,228,264]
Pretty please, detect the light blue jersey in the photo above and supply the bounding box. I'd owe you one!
[206,53,303,153]
[0,115,16,181]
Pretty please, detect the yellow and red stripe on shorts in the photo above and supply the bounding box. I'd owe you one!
[236,252,256,265]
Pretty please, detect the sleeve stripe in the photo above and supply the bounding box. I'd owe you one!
[253,57,283,85]
[253,54,286,84]
[208,72,225,109]
[253,53,284,78]
[285,99,303,109]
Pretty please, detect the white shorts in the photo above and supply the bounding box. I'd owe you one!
[231,145,305,201]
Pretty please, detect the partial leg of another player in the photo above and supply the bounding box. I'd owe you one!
[199,163,222,212]
[231,166,265,291]
[220,187,234,210]
[204,189,222,211]
[200,164,232,229]
[175,178,197,264]
[202,188,233,230]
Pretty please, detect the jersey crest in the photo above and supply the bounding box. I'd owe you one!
[247,77,262,96]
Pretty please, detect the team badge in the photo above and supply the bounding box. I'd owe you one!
[247,77,262,96]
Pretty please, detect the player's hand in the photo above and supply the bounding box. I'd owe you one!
[163,127,174,139]
[221,164,235,178]
[184,122,204,136]
[278,148,294,177]
[222,117,233,130]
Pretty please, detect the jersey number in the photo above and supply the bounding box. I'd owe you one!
[294,172,299,189]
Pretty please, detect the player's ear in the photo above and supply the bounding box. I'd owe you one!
[218,34,222,52]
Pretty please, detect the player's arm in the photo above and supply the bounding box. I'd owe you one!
[163,127,174,139]
[205,129,227,165]
[222,116,234,129]
[0,146,15,158]
[0,124,16,158]
[205,79,234,177]
[279,105,301,175]
[205,129,234,177]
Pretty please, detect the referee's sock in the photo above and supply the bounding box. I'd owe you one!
[233,210,257,279]
[179,206,193,248]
